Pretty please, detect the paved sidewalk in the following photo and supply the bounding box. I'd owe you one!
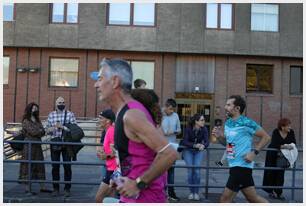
[3,144,303,203]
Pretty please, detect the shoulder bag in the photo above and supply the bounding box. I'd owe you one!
[276,151,290,168]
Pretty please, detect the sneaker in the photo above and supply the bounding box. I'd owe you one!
[277,194,285,200]
[40,188,52,193]
[268,192,276,199]
[168,193,180,201]
[215,161,223,167]
[25,191,37,196]
[188,193,194,200]
[194,193,200,201]
[64,189,70,197]
[51,190,59,197]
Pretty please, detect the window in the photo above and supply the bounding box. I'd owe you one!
[4,3,14,21]
[51,3,78,23]
[49,58,79,87]
[290,66,303,95]
[108,3,130,25]
[3,57,10,85]
[251,4,278,32]
[206,3,233,29]
[108,3,155,26]
[246,64,273,93]
[130,61,155,89]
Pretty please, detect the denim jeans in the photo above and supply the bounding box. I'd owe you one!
[183,149,204,194]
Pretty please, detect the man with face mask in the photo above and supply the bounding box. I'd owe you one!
[46,96,76,197]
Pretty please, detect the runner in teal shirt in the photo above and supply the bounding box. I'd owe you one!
[212,95,271,203]
[224,115,262,169]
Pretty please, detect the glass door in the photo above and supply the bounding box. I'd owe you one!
[175,96,213,139]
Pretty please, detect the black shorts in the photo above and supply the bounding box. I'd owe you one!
[226,166,254,192]
[102,170,114,185]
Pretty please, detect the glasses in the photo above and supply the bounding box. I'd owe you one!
[58,102,65,104]
[199,119,205,121]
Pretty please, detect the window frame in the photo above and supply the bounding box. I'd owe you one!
[3,3,16,22]
[250,3,279,32]
[50,3,79,24]
[48,57,80,88]
[106,3,157,27]
[3,56,10,86]
[289,65,303,95]
[246,64,274,94]
[126,59,156,89]
[204,3,235,30]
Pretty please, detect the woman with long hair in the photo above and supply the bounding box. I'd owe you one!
[131,88,162,126]
[262,118,296,200]
[19,102,50,194]
[181,113,209,201]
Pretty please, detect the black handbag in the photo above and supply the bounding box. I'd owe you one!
[10,133,25,151]
[61,111,85,159]
[276,152,290,168]
[63,123,84,142]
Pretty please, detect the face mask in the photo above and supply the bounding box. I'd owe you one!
[32,110,39,116]
[57,105,65,111]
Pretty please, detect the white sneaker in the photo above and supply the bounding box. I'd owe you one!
[194,193,200,201]
[188,193,194,200]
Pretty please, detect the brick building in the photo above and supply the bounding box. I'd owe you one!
[3,3,303,143]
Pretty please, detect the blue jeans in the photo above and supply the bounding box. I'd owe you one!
[183,149,204,194]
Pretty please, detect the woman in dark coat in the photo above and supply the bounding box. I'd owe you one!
[19,102,51,194]
[181,113,209,201]
[262,118,296,200]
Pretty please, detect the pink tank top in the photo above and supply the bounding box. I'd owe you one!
[119,101,167,203]
[102,125,117,171]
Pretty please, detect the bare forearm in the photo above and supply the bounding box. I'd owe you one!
[255,135,271,151]
[217,136,226,146]
[140,148,178,184]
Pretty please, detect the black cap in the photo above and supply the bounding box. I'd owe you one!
[99,109,115,122]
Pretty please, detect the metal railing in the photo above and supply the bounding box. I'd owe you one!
[3,120,102,159]
[3,138,302,202]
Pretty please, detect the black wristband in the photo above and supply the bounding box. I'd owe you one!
[253,149,259,155]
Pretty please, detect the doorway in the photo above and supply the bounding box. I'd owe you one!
[175,93,213,139]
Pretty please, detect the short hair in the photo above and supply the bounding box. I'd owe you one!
[228,95,246,114]
[134,79,146,88]
[100,58,133,93]
[165,98,177,108]
[56,96,65,104]
[277,118,291,130]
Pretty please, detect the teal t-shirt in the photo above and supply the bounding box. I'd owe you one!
[224,115,261,169]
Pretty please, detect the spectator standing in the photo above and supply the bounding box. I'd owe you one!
[181,113,209,200]
[262,118,297,200]
[161,98,181,201]
[19,102,51,194]
[45,96,77,197]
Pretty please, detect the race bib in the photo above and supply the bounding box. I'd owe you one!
[226,143,236,159]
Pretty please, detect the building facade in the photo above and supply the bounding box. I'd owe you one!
[3,3,303,143]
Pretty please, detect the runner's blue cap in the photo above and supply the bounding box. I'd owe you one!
[90,71,99,81]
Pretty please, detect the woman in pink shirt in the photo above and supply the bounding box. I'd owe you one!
[95,109,117,203]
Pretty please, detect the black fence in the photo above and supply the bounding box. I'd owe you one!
[3,138,303,202]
